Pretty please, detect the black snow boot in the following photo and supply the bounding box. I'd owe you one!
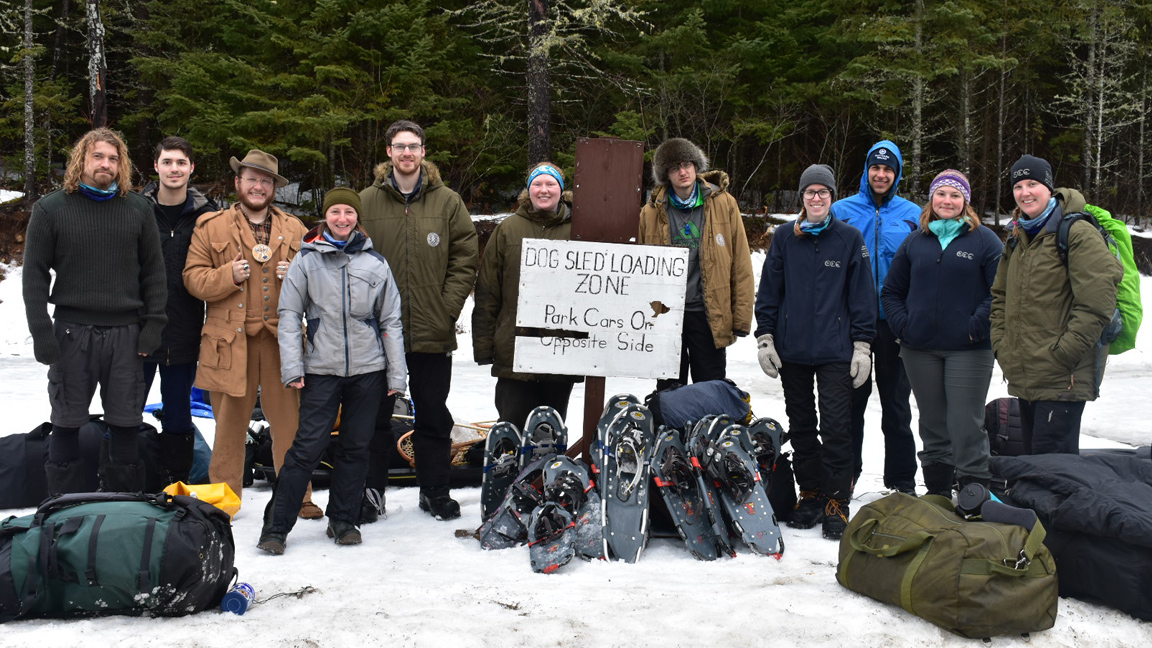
[786,490,826,529]
[419,487,461,521]
[921,462,956,498]
[159,432,196,487]
[822,498,850,540]
[44,460,89,497]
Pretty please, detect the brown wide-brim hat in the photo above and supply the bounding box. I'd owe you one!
[229,149,289,188]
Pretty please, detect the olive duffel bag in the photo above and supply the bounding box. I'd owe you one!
[836,493,1057,639]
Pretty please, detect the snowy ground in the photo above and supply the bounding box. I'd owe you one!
[0,256,1149,647]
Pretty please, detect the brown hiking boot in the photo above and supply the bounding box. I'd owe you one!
[299,500,324,520]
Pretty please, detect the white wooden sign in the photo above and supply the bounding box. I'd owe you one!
[513,238,687,379]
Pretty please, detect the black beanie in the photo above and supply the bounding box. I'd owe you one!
[1010,155,1054,192]
[866,146,900,177]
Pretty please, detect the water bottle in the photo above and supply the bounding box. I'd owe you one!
[221,582,256,615]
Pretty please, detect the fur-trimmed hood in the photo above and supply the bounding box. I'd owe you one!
[371,160,444,197]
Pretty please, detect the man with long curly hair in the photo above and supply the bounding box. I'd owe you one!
[23,127,167,495]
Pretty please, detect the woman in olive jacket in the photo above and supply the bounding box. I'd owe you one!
[881,170,1002,495]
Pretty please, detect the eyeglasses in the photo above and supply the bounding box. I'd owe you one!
[241,176,274,188]
[675,161,695,171]
[803,189,831,199]
[391,143,423,152]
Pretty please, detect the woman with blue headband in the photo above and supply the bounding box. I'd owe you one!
[472,162,580,428]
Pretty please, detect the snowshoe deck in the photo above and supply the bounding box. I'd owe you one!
[478,455,552,550]
[480,422,522,521]
[708,430,785,558]
[686,419,737,558]
[594,394,641,477]
[542,456,604,561]
[651,428,723,561]
[600,404,655,563]
[528,503,577,574]
[522,406,568,469]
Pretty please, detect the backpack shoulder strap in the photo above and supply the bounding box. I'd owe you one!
[1056,211,1097,266]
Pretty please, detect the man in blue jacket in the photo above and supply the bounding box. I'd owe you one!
[831,141,920,494]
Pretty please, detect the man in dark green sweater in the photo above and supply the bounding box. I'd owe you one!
[23,128,168,494]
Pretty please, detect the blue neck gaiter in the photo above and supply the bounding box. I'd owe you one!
[799,213,832,236]
[1016,197,1057,236]
[79,182,118,202]
[928,218,966,250]
[322,230,349,249]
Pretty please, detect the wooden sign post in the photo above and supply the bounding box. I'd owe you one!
[556,138,644,460]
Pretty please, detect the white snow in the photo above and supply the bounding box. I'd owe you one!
[1,258,1151,647]
[1,189,22,204]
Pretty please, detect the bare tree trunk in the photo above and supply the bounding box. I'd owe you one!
[1083,3,1098,193]
[996,34,1007,226]
[86,0,108,128]
[961,66,971,174]
[1139,63,1148,221]
[23,0,38,203]
[1094,30,1106,195]
[909,0,925,197]
[526,0,550,165]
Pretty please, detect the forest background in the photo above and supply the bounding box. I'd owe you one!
[3,0,1152,226]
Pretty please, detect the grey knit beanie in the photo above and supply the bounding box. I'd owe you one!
[798,164,837,199]
[652,138,709,186]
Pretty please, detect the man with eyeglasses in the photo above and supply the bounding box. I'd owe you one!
[638,137,754,390]
[183,150,318,516]
[359,120,478,521]
[831,140,922,496]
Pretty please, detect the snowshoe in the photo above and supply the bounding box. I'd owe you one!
[651,428,723,561]
[594,394,642,477]
[528,503,577,574]
[521,406,568,469]
[478,455,552,550]
[747,417,785,478]
[707,432,785,558]
[685,418,737,558]
[600,404,655,563]
[481,421,522,521]
[542,456,604,561]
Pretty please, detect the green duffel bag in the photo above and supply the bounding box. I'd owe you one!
[836,493,1057,639]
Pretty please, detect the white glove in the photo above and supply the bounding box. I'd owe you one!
[850,341,872,388]
[757,334,782,379]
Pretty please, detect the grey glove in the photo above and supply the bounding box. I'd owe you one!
[850,341,872,388]
[757,334,782,379]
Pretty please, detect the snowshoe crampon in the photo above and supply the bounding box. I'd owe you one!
[542,456,604,561]
[481,422,522,521]
[528,503,577,574]
[478,455,551,550]
[600,404,655,563]
[522,406,568,469]
[707,430,784,558]
[651,428,723,561]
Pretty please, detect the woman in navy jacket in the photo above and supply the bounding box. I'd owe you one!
[881,169,1002,496]
[755,164,876,540]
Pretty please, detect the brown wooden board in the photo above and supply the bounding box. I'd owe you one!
[570,137,645,463]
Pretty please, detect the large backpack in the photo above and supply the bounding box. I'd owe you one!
[0,492,235,622]
[1056,205,1141,353]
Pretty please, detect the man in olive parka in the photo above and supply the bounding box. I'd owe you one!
[359,120,479,520]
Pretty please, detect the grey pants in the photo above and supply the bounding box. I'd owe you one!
[899,346,994,480]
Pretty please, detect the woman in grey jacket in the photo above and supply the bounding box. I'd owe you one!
[258,188,407,554]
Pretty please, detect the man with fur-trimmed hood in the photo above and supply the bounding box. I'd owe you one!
[359,120,479,521]
[638,137,754,390]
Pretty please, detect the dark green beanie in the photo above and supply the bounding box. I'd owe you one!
[323,187,362,214]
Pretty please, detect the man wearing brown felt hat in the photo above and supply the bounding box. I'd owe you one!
[183,149,320,518]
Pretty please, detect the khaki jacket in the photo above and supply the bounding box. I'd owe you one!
[990,188,1123,401]
[638,170,754,348]
[359,161,479,354]
[183,204,308,397]
[472,192,578,381]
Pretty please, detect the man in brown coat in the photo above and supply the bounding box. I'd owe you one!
[183,150,317,517]
[638,137,754,390]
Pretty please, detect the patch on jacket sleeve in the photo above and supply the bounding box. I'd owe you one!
[860,244,870,259]
[427,232,441,247]
[715,233,726,247]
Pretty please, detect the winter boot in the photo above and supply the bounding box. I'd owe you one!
[158,432,195,487]
[821,498,850,540]
[419,487,461,521]
[99,461,145,493]
[786,491,826,529]
[361,487,387,524]
[44,460,88,497]
[922,462,957,498]
[327,520,363,545]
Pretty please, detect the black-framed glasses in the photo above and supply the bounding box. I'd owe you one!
[803,189,831,199]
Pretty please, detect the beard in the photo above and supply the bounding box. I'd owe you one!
[238,189,273,212]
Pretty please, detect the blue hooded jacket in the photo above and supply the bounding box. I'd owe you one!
[830,140,921,320]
